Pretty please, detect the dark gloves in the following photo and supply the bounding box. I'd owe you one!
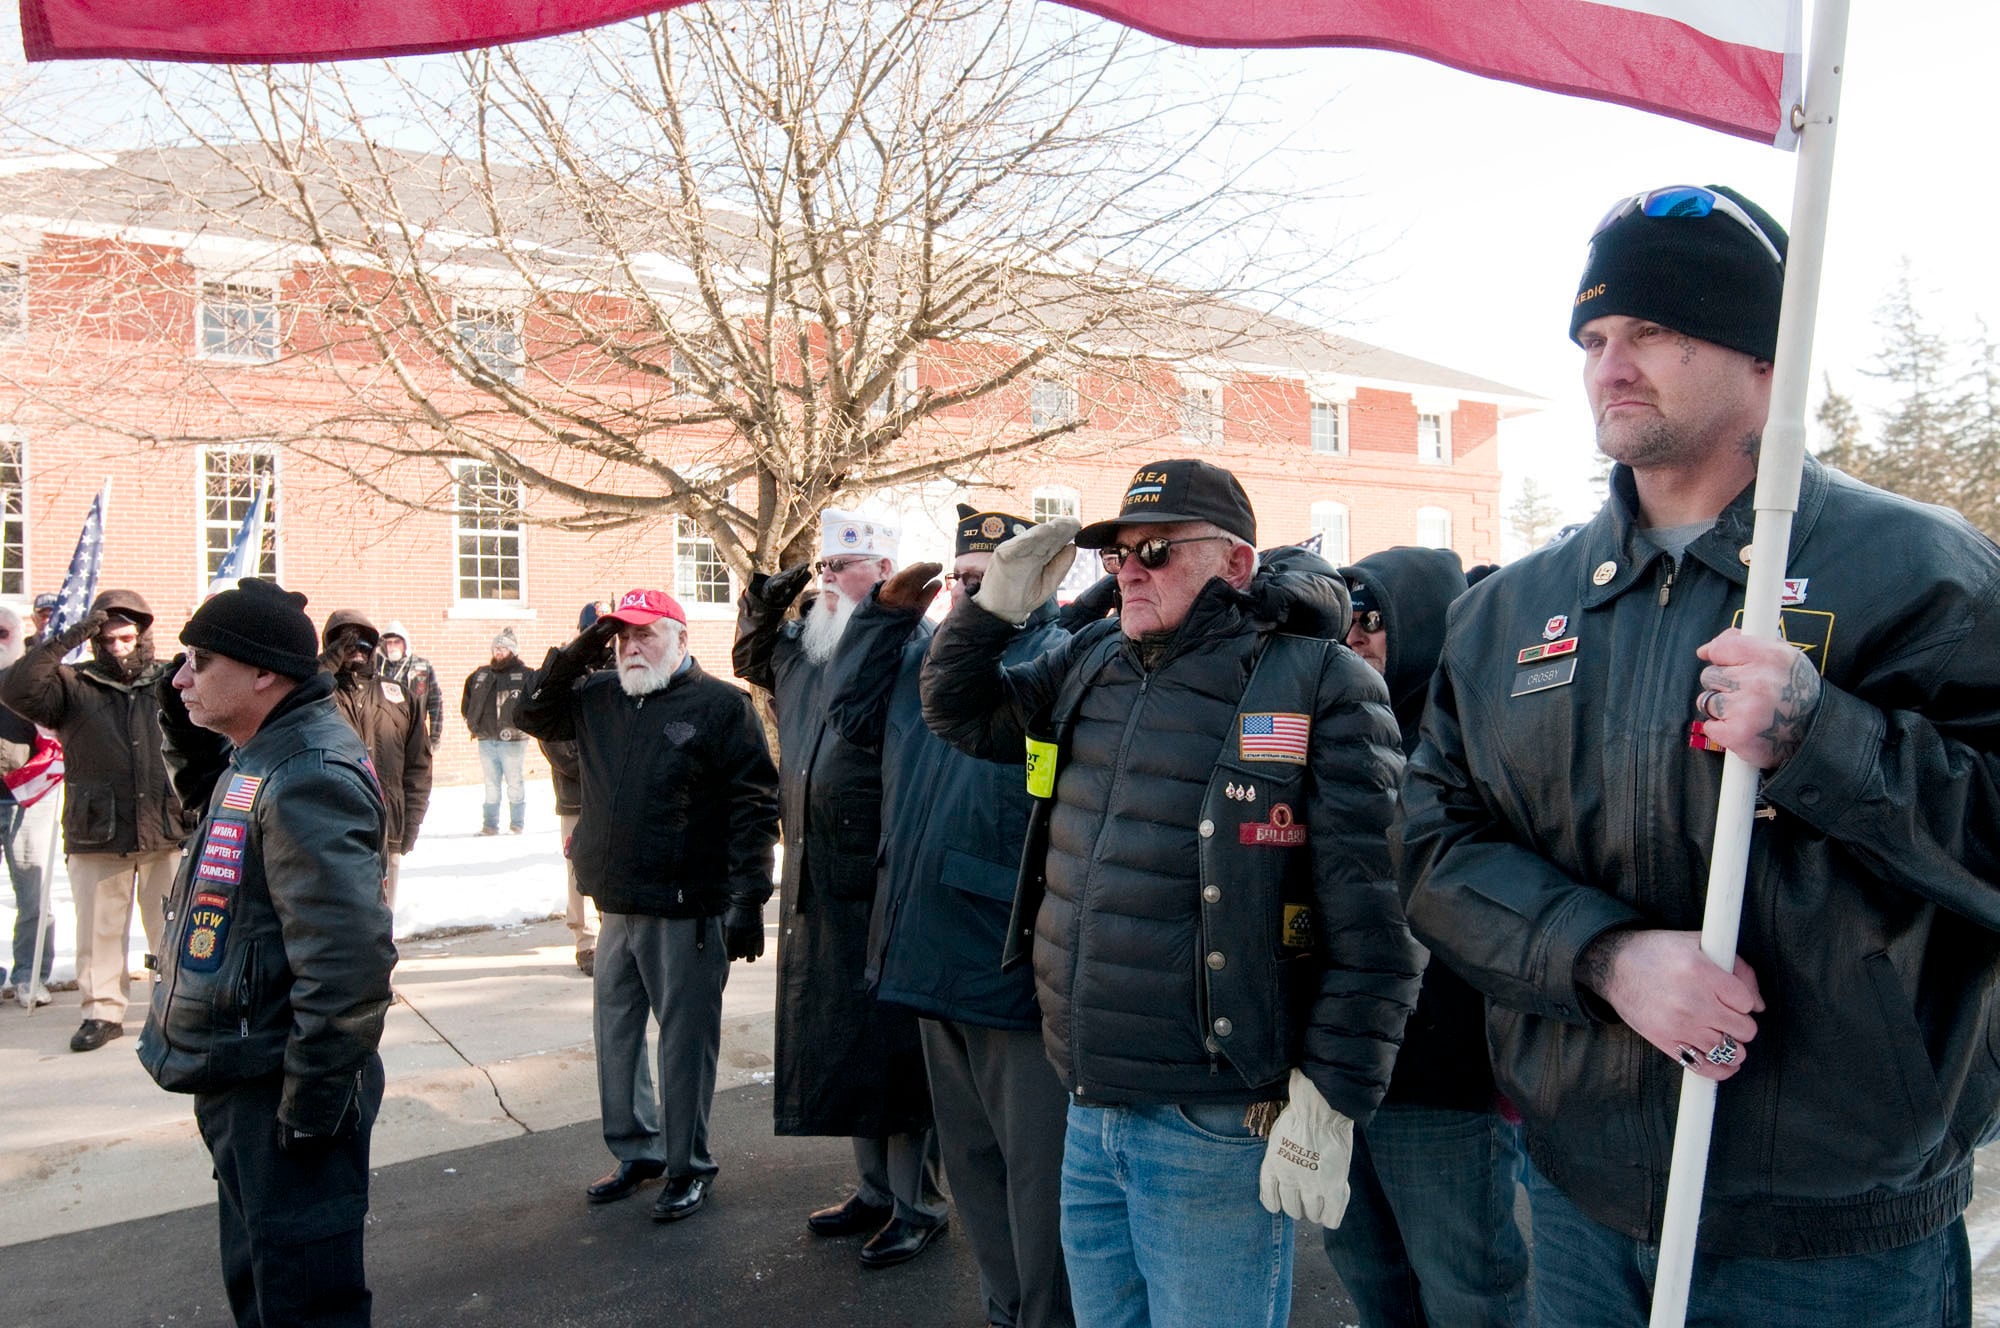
[750,563,812,610]
[1056,574,1119,630]
[876,562,942,616]
[54,608,108,651]
[153,652,190,720]
[723,902,766,962]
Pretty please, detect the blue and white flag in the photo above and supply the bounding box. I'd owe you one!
[207,478,269,598]
[47,484,107,665]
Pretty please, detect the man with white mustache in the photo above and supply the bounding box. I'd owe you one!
[736,510,948,1268]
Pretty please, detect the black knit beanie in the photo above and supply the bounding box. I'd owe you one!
[181,578,320,680]
[1569,185,1788,361]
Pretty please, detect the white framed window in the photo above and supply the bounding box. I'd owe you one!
[1310,400,1346,456]
[198,446,281,586]
[1416,505,1453,549]
[869,361,920,418]
[1179,376,1222,447]
[0,430,23,597]
[671,348,699,394]
[198,281,279,362]
[1030,378,1076,431]
[453,302,523,384]
[675,515,733,611]
[1417,413,1450,464]
[1309,500,1350,565]
[1032,486,1080,523]
[453,462,525,604]
[0,262,24,342]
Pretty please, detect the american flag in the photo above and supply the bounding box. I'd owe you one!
[220,774,263,812]
[206,477,270,598]
[1240,712,1310,765]
[47,485,108,666]
[1,730,64,808]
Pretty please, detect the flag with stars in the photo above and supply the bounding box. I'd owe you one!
[47,485,107,666]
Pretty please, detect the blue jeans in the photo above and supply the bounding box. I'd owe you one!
[1323,1106,1528,1328]
[1525,1163,1971,1328]
[478,739,526,832]
[5,797,56,986]
[1061,1101,1292,1328]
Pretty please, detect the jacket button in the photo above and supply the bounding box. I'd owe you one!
[1799,786,1820,805]
[1198,819,1214,838]
[1212,1017,1232,1037]
[1202,885,1221,903]
[1206,951,1225,971]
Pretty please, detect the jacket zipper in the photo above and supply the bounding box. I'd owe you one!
[1632,554,1683,1186]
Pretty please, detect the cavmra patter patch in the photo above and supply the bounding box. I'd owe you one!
[1510,657,1578,697]
[1729,607,1834,675]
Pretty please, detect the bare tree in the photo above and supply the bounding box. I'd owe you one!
[0,0,1344,574]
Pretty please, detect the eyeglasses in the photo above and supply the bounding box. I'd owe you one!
[1098,535,1230,573]
[1593,186,1783,267]
[944,572,983,594]
[815,557,873,576]
[1350,610,1384,634]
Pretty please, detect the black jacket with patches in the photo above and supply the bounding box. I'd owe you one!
[461,656,532,741]
[138,674,395,1137]
[1400,457,2000,1258]
[921,554,1421,1119]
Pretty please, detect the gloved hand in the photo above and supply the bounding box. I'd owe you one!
[723,902,766,961]
[55,608,109,651]
[1258,1068,1355,1227]
[877,562,943,616]
[1056,573,1119,629]
[973,518,1080,625]
[153,653,191,717]
[751,563,813,609]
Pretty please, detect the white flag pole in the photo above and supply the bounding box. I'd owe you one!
[1648,1,1852,1322]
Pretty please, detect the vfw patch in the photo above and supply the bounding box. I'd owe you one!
[183,890,232,973]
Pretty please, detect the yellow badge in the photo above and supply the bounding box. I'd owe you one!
[1024,737,1058,799]
[1282,904,1316,951]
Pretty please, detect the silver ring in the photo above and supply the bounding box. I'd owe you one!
[1675,1044,1699,1068]
[1705,1035,1739,1067]
[1696,690,1722,720]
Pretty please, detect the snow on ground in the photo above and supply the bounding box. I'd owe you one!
[0,780,575,983]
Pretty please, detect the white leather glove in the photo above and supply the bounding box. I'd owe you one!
[973,517,1081,625]
[1258,1069,1355,1227]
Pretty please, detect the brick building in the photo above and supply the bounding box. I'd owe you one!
[0,151,1534,787]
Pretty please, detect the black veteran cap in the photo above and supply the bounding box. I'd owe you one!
[1570,184,1788,361]
[956,504,1036,556]
[1074,459,1256,549]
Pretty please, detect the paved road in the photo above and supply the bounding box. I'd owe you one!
[0,1083,1357,1328]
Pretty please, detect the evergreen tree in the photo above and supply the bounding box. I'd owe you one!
[1507,477,1563,554]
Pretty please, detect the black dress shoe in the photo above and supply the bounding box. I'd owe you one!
[69,1019,123,1053]
[650,1175,709,1223]
[585,1159,666,1204]
[806,1193,894,1237]
[859,1216,947,1269]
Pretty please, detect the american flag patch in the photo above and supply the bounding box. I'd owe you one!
[219,775,262,812]
[1239,713,1309,765]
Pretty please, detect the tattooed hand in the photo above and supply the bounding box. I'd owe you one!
[1693,627,1823,769]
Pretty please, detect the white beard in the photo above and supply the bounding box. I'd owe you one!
[619,655,677,696]
[799,588,858,666]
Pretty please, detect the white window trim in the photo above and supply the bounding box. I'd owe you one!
[1029,376,1077,431]
[0,259,26,344]
[0,426,26,600]
[1416,505,1454,549]
[1178,373,1223,448]
[1031,485,1081,521]
[194,443,282,592]
[195,276,282,365]
[1309,397,1348,457]
[451,298,525,385]
[1413,391,1458,466]
[674,513,737,621]
[1309,500,1351,565]
[450,459,528,608]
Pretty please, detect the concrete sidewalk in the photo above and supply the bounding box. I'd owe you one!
[0,915,778,1248]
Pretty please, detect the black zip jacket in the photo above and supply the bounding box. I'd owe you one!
[921,560,1420,1120]
[1400,457,2000,1259]
[461,657,531,741]
[517,651,778,918]
[138,674,395,1137]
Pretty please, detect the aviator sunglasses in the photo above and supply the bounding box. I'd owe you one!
[1097,535,1231,573]
[1593,185,1783,267]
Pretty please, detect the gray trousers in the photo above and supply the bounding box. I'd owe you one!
[854,1130,949,1228]
[922,1018,1074,1328]
[594,911,729,1180]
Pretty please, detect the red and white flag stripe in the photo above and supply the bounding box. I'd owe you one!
[19,0,1803,147]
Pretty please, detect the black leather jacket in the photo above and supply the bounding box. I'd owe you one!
[138,675,395,1136]
[922,561,1421,1119]
[1400,458,2000,1259]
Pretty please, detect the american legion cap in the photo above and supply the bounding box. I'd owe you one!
[1073,459,1257,550]
[955,504,1036,556]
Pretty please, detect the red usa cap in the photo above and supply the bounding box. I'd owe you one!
[603,588,687,627]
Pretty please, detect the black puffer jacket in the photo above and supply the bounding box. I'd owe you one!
[138,674,394,1137]
[1342,546,1489,1111]
[517,650,778,918]
[1400,457,2000,1259]
[922,556,1421,1118]
[1,628,191,855]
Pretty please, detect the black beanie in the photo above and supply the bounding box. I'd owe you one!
[181,578,320,680]
[1569,185,1787,361]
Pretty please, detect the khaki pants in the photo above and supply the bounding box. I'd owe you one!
[384,852,403,914]
[559,812,598,952]
[69,849,180,1023]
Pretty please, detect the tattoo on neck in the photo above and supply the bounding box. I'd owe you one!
[1740,431,1763,463]
[1757,651,1821,766]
